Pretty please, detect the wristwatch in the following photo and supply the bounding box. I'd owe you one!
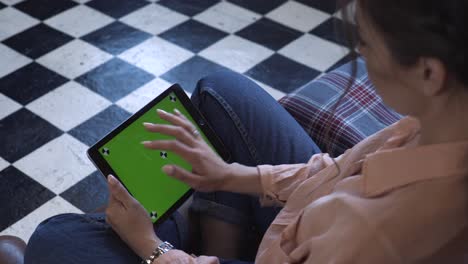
[141,241,174,264]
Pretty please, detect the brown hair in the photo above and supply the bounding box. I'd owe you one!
[357,0,468,86]
[324,0,468,158]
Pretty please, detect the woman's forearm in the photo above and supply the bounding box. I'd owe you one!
[222,163,263,195]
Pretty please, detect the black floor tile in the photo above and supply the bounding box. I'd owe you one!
[0,109,62,163]
[0,166,55,231]
[159,19,227,53]
[0,62,68,105]
[86,0,149,18]
[81,21,152,55]
[310,17,356,47]
[14,0,77,20]
[158,0,220,16]
[60,171,109,213]
[227,0,286,14]
[235,18,302,51]
[75,58,154,102]
[246,54,320,93]
[295,0,338,14]
[68,105,131,146]
[160,56,230,93]
[2,24,73,59]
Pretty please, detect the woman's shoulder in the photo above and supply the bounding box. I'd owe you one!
[349,116,420,155]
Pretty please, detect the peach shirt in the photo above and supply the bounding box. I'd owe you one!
[158,117,468,263]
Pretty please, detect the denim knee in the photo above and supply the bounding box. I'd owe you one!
[193,70,257,102]
[25,213,92,263]
[25,213,139,264]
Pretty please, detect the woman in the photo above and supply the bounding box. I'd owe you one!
[25,0,468,263]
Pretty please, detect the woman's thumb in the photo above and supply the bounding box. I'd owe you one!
[108,175,130,203]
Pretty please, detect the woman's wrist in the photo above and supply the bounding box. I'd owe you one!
[223,163,263,194]
[137,236,162,260]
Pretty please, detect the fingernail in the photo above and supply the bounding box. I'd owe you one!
[174,108,181,115]
[162,165,174,175]
[141,141,151,145]
[108,175,117,186]
[143,123,157,132]
[157,109,167,114]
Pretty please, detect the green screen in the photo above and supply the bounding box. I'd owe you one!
[99,92,213,223]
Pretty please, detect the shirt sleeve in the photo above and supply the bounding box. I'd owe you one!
[279,195,400,264]
[257,153,339,206]
[256,116,416,207]
[156,250,220,264]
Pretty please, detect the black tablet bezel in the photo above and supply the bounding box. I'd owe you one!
[87,84,230,226]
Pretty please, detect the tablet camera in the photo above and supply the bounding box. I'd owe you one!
[160,151,168,159]
[101,148,110,156]
[169,95,177,102]
[150,211,158,220]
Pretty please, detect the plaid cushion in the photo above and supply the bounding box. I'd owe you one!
[279,58,403,157]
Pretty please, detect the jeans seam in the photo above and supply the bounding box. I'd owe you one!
[200,87,262,165]
[81,213,110,229]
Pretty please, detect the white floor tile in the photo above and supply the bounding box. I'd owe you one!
[0,156,9,171]
[120,3,188,35]
[200,35,273,73]
[194,2,261,33]
[14,134,96,194]
[0,196,82,242]
[45,5,114,37]
[0,92,22,120]
[0,0,24,5]
[251,78,286,101]
[279,34,348,71]
[116,78,171,114]
[0,43,31,78]
[0,7,39,41]
[266,1,330,32]
[72,0,92,3]
[37,39,112,79]
[119,36,193,76]
[26,81,111,131]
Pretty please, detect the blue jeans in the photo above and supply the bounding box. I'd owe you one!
[24,70,321,264]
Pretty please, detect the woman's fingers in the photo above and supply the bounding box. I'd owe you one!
[163,165,206,191]
[173,108,191,122]
[143,123,196,147]
[142,140,197,162]
[157,109,196,136]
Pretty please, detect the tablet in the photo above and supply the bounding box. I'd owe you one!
[87,84,230,226]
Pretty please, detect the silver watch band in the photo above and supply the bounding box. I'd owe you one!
[141,241,174,264]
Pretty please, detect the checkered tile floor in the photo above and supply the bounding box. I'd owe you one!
[0,0,352,241]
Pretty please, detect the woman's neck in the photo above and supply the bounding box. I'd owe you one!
[417,88,468,146]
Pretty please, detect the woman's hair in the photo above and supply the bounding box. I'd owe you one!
[352,0,468,86]
[323,0,467,161]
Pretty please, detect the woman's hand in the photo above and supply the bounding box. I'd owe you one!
[105,174,160,260]
[142,109,234,192]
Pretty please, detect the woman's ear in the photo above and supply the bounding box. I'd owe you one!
[418,57,447,97]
